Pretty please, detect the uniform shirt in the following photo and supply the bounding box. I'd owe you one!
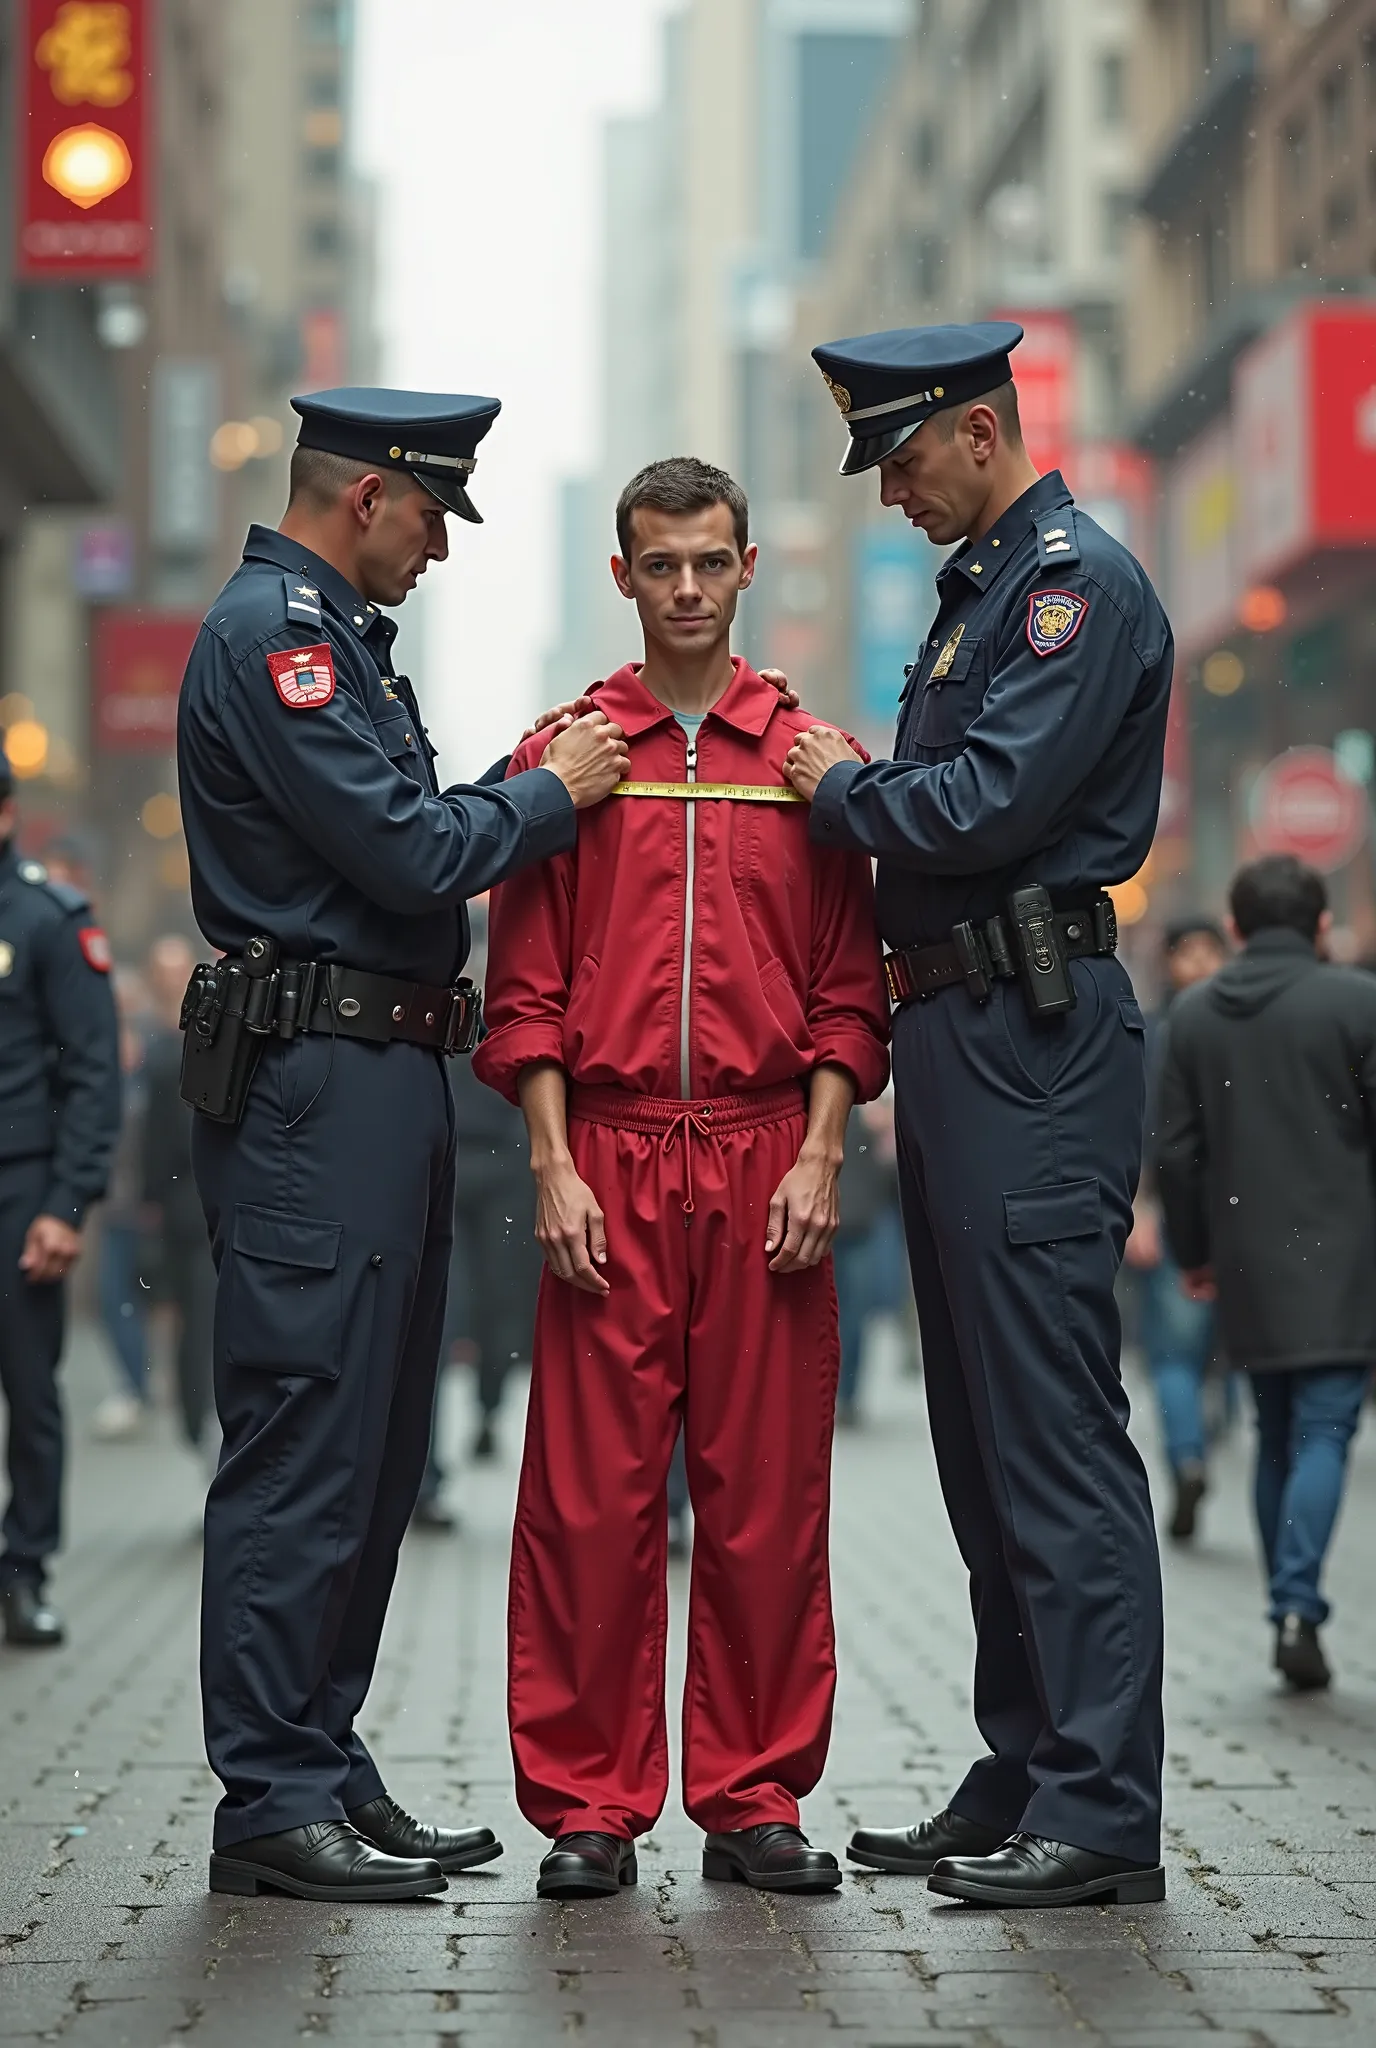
[474,660,889,1106]
[811,471,1174,949]
[178,525,577,985]
[0,842,121,1225]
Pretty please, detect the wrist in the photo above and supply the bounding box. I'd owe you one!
[798,1138,843,1171]
[530,1143,574,1176]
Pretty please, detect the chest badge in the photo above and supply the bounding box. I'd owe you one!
[0,940,13,978]
[929,623,965,682]
[267,643,336,708]
[1026,589,1089,659]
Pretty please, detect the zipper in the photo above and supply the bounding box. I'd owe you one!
[679,730,697,1096]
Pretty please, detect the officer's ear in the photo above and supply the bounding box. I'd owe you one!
[349,472,388,527]
[965,404,999,464]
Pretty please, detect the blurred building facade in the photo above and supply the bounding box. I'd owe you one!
[1,0,377,953]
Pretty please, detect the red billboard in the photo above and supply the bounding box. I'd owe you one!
[995,310,1075,477]
[17,0,154,279]
[94,611,198,753]
[1235,304,1376,580]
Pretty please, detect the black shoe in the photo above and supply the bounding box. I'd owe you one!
[1168,1460,1207,1541]
[410,1495,456,1533]
[1,1580,64,1648]
[536,1831,637,1900]
[847,1807,1008,1875]
[929,1832,1165,1908]
[703,1823,841,1893]
[1275,1613,1331,1691]
[667,1511,689,1561]
[347,1795,502,1874]
[209,1821,446,1901]
[471,1418,498,1461]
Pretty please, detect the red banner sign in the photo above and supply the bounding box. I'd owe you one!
[17,0,154,278]
[94,611,198,753]
[1250,747,1368,874]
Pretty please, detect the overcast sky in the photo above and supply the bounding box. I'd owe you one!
[353,0,677,778]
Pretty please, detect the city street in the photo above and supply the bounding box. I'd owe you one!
[3,1330,1376,2047]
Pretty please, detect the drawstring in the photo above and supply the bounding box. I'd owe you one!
[661,1105,714,1216]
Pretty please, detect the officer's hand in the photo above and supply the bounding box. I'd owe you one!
[532,1155,610,1295]
[766,1144,842,1274]
[522,694,597,742]
[1123,1203,1163,1271]
[758,667,799,709]
[783,725,865,802]
[20,1214,83,1285]
[544,711,630,810]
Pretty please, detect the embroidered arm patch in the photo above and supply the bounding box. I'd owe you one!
[267,643,336,708]
[1026,589,1088,658]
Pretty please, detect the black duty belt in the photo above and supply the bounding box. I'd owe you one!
[884,893,1118,1009]
[289,962,482,1055]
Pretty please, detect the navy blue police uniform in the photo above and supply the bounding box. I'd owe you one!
[178,392,577,1863]
[0,779,120,1642]
[809,326,1170,1883]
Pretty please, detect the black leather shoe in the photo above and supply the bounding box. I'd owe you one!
[537,1831,637,1899]
[1169,1460,1207,1541]
[471,1418,498,1461]
[848,1808,1008,1875]
[703,1823,841,1893]
[1276,1614,1330,1691]
[410,1495,457,1533]
[1,1581,64,1647]
[929,1832,1165,1908]
[208,1820,446,1900]
[348,1795,501,1874]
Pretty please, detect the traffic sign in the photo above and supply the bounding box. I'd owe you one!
[1250,746,1369,872]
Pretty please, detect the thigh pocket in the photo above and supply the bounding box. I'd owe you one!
[225,1204,344,1378]
[1004,1178,1101,1246]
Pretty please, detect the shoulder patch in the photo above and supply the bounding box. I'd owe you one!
[267,643,336,709]
[283,573,323,626]
[78,925,112,973]
[1027,589,1089,658]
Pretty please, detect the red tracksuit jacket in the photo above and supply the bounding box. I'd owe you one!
[474,659,890,1107]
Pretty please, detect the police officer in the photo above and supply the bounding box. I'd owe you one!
[178,389,628,1903]
[0,760,120,1647]
[784,325,1171,1909]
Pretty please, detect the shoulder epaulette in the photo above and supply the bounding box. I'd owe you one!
[284,574,324,627]
[17,861,89,915]
[1036,507,1081,572]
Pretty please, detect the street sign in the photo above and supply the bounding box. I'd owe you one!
[1249,746,1368,872]
[852,525,938,722]
[94,611,199,753]
[18,0,155,278]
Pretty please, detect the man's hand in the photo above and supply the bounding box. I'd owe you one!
[20,1215,82,1285]
[766,1142,842,1274]
[1123,1203,1163,1272]
[533,1154,610,1296]
[783,725,865,802]
[758,667,799,709]
[544,711,629,809]
[522,694,597,742]
[1180,1265,1216,1303]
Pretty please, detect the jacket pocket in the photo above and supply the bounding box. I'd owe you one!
[372,708,426,783]
[225,1204,343,1378]
[1119,997,1146,1032]
[1004,1177,1101,1246]
[911,634,984,750]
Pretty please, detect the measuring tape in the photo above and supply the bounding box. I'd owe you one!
[611,780,805,804]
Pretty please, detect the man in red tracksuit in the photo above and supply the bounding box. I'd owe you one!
[475,457,888,1901]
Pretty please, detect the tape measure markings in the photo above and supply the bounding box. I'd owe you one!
[610,780,805,804]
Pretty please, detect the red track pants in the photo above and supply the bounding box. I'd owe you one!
[508,1081,840,1840]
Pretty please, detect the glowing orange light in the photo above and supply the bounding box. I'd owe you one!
[42,122,132,209]
[5,720,50,778]
[1238,585,1287,634]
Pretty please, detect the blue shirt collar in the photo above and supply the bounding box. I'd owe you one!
[242,524,394,644]
[942,469,1074,591]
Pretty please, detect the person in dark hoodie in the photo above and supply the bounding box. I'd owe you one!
[1157,855,1376,1691]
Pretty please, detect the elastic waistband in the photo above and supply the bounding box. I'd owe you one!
[568,1080,805,1136]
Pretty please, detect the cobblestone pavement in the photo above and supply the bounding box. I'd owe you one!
[4,1324,1376,2047]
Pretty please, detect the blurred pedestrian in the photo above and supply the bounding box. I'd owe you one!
[0,763,120,1646]
[91,966,153,1441]
[1158,856,1376,1691]
[447,1057,541,1461]
[1124,918,1228,1540]
[142,935,217,1461]
[832,1096,902,1427]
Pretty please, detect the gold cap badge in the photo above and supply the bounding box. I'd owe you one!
[822,373,852,417]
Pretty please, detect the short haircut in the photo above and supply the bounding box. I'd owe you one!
[929,380,1024,447]
[1229,854,1328,940]
[288,445,405,512]
[616,456,749,559]
[1163,916,1227,956]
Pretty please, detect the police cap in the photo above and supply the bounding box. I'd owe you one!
[290,387,501,524]
[812,321,1024,475]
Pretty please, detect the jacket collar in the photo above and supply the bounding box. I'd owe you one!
[592,657,778,739]
[944,469,1074,591]
[1245,927,1321,958]
[242,524,392,644]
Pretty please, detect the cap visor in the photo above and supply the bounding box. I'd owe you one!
[411,470,482,523]
[839,422,923,476]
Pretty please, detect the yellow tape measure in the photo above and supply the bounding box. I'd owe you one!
[611,780,805,804]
